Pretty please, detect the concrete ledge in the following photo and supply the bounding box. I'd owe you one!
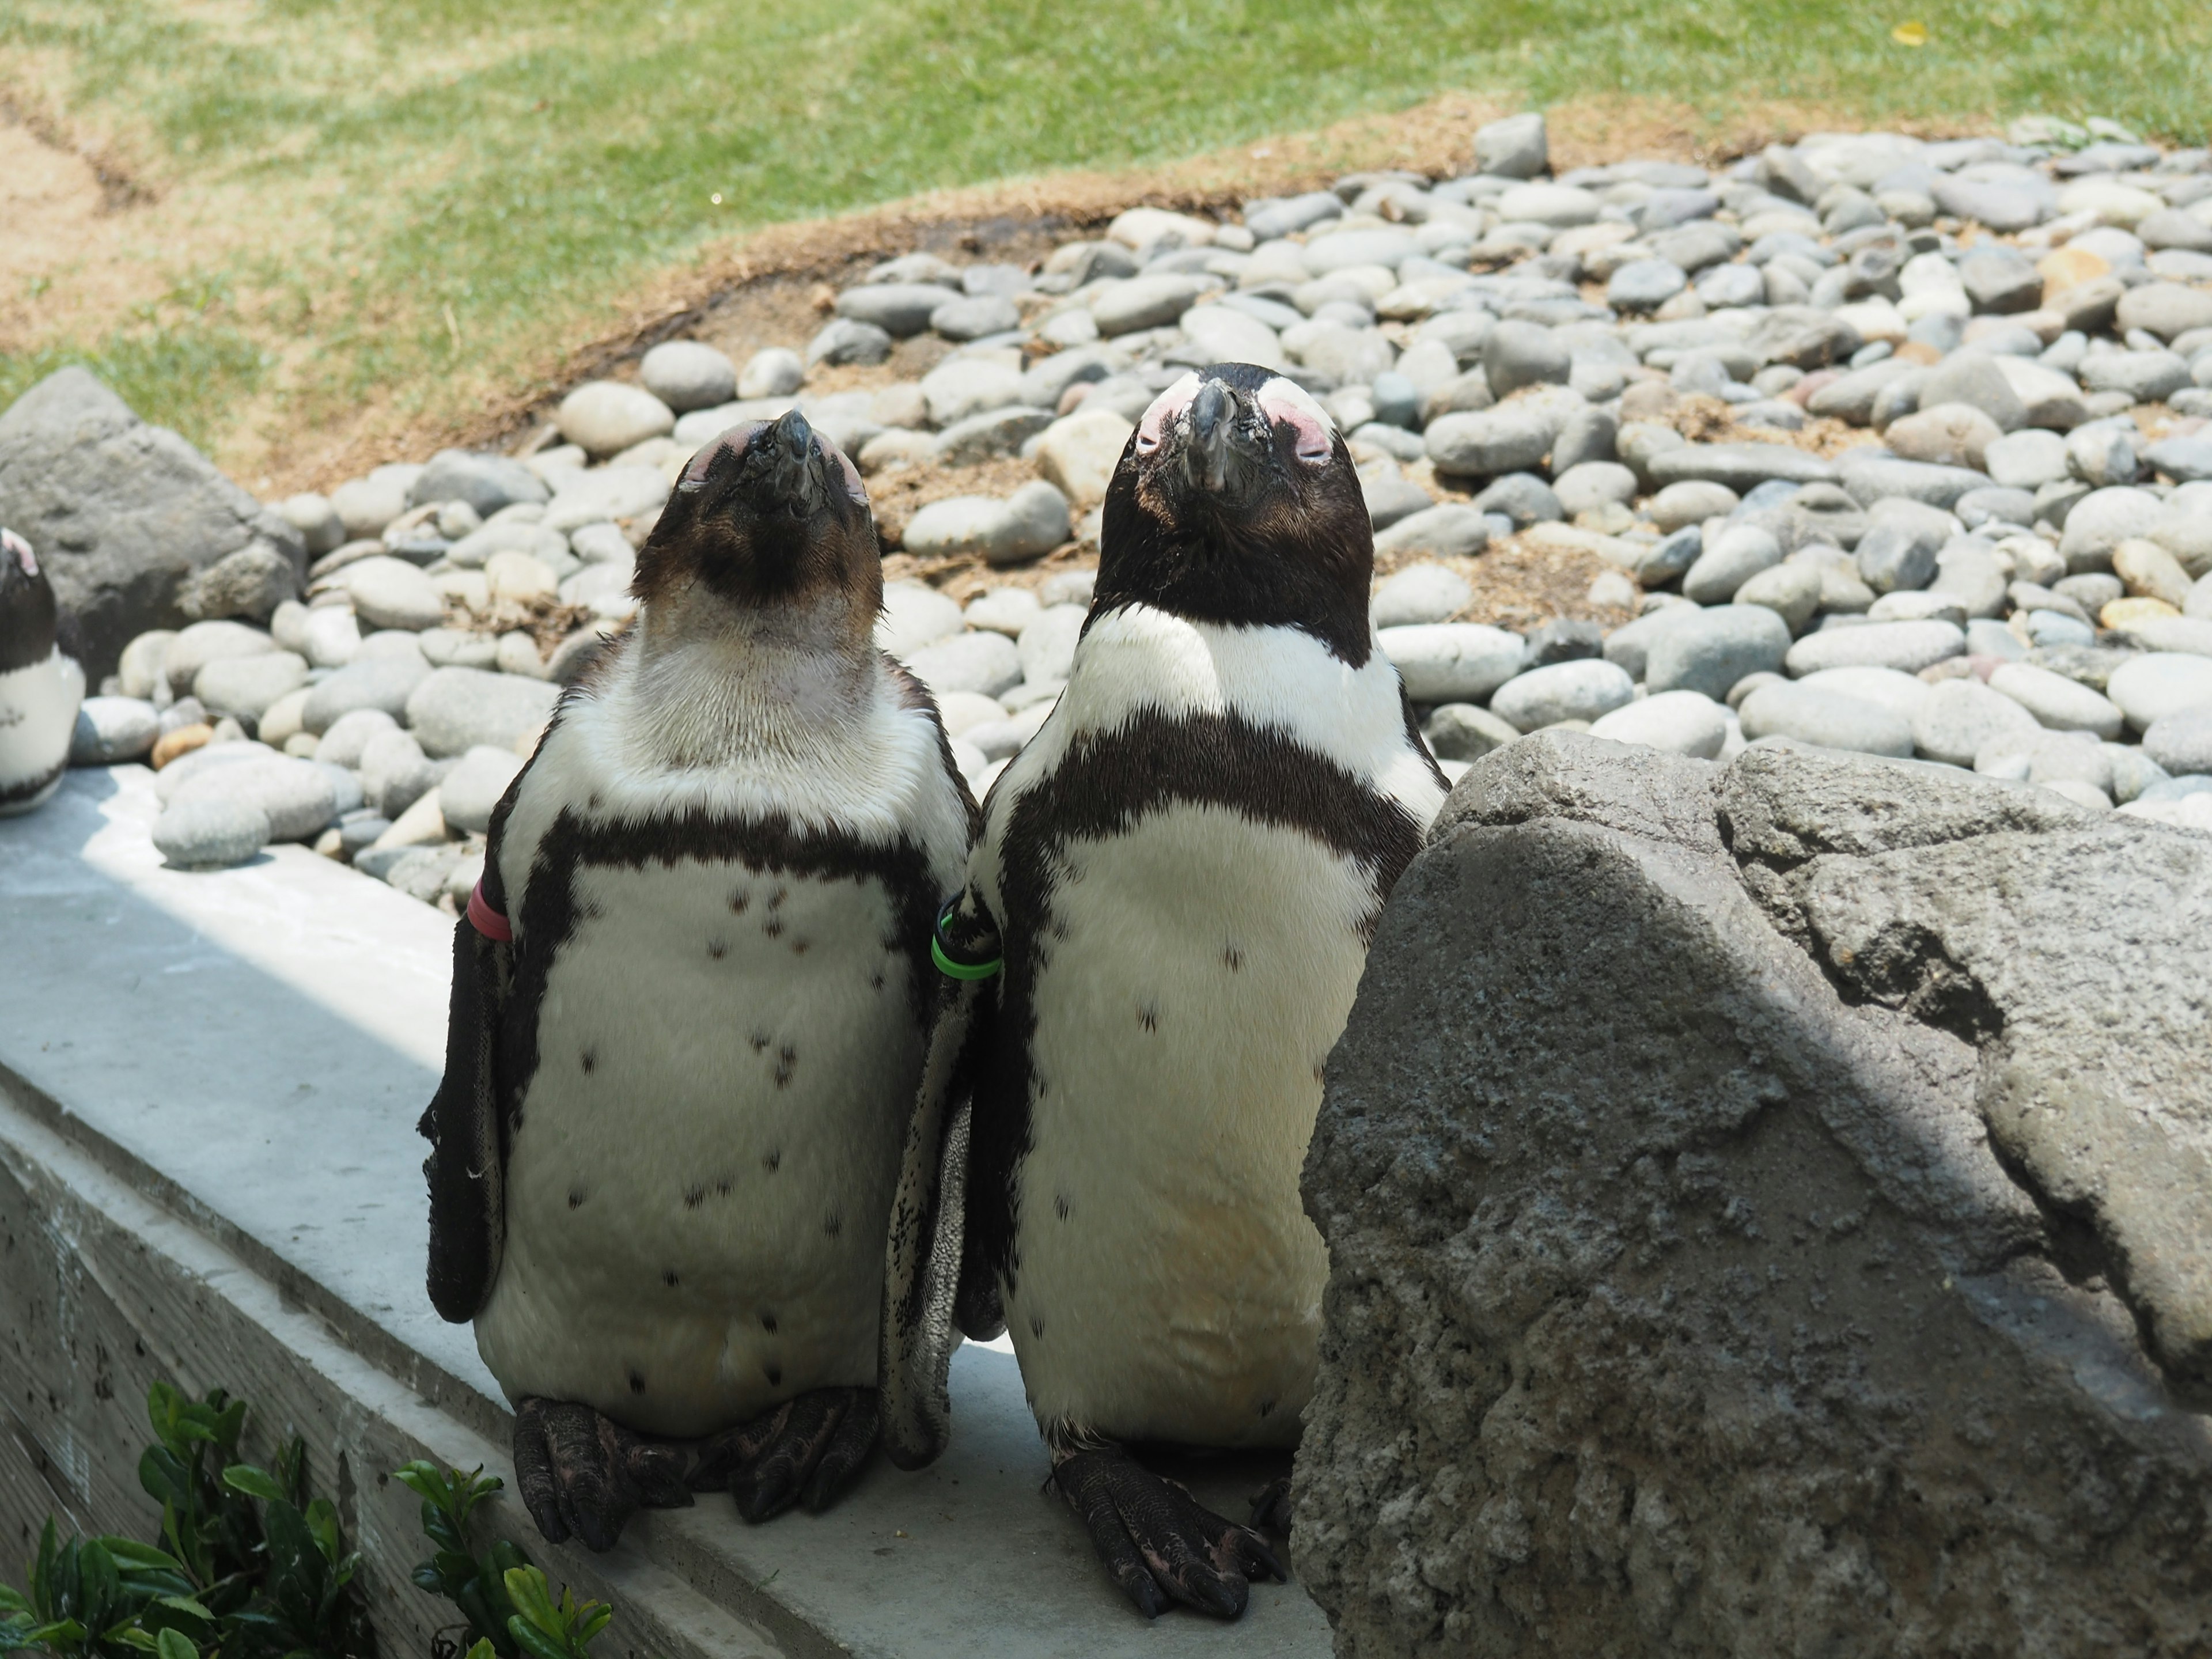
[1,770,1331,1657]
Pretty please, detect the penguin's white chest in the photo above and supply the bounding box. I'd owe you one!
[1003,801,1377,1447]
[474,853,923,1437]
[0,649,83,815]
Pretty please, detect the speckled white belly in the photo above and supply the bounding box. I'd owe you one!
[1002,802,1377,1448]
[475,854,922,1437]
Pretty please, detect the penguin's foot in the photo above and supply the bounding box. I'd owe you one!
[1248,1476,1294,1536]
[1052,1446,1285,1620]
[512,1397,698,1552]
[692,1386,882,1524]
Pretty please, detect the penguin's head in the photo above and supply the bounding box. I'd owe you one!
[0,528,58,674]
[1097,363,1373,664]
[635,408,880,646]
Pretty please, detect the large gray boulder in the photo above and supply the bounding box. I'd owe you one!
[0,369,304,679]
[1300,733,2212,1658]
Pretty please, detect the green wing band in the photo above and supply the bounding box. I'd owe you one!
[931,934,1003,980]
[932,897,1003,980]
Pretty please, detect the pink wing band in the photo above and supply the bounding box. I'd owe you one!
[467,881,513,943]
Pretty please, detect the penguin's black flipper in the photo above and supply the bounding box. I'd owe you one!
[420,863,513,1323]
[880,891,1001,1469]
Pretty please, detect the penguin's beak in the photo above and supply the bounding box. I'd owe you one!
[1178,379,1271,498]
[740,408,832,517]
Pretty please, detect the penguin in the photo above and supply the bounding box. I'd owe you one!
[0,527,85,817]
[421,408,976,1551]
[881,363,1448,1618]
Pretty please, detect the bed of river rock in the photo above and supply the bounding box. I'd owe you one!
[39,109,2212,903]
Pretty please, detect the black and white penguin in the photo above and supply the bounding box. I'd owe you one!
[882,364,1448,1618]
[0,528,84,817]
[422,408,976,1551]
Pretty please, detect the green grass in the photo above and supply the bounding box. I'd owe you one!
[5,0,2207,468]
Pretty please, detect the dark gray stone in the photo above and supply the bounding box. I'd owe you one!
[1647,222,1743,274]
[408,449,550,517]
[1745,306,1862,369]
[1634,525,1705,586]
[1522,618,1604,668]
[1469,472,1561,528]
[1301,736,2212,1659]
[1549,406,1618,474]
[1806,359,1919,426]
[176,543,298,624]
[1373,504,1490,559]
[1363,472,1435,530]
[1644,603,1792,699]
[834,282,960,337]
[1837,450,1994,509]
[805,317,894,367]
[1953,486,2038,530]
[1646,443,1840,491]
[1959,248,2043,313]
[1855,520,1941,593]
[0,368,305,679]
[1421,702,1521,762]
[1482,320,1571,399]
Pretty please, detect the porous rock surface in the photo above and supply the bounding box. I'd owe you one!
[1298,731,2212,1658]
[0,368,304,678]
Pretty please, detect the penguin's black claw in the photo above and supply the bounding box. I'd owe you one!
[801,1389,881,1513]
[1248,1476,1294,1536]
[512,1397,700,1552]
[726,1387,880,1524]
[513,1398,641,1552]
[1052,1446,1285,1620]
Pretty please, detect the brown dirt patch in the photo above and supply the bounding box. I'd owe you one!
[1658,393,1884,459]
[1378,535,1638,633]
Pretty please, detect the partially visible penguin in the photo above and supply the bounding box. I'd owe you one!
[882,363,1447,1618]
[422,408,976,1550]
[0,527,84,817]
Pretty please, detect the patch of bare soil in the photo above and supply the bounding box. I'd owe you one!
[1661,393,1881,457]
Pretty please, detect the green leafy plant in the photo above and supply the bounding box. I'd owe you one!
[0,1521,210,1659]
[495,1569,611,1659]
[393,1467,628,1659]
[1,1382,373,1659]
[392,1465,530,1659]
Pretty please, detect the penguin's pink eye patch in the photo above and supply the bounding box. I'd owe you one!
[2,528,35,577]
[1135,373,1201,455]
[1255,378,1335,465]
[679,421,768,489]
[821,434,868,504]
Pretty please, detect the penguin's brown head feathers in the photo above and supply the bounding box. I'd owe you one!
[634,409,880,652]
